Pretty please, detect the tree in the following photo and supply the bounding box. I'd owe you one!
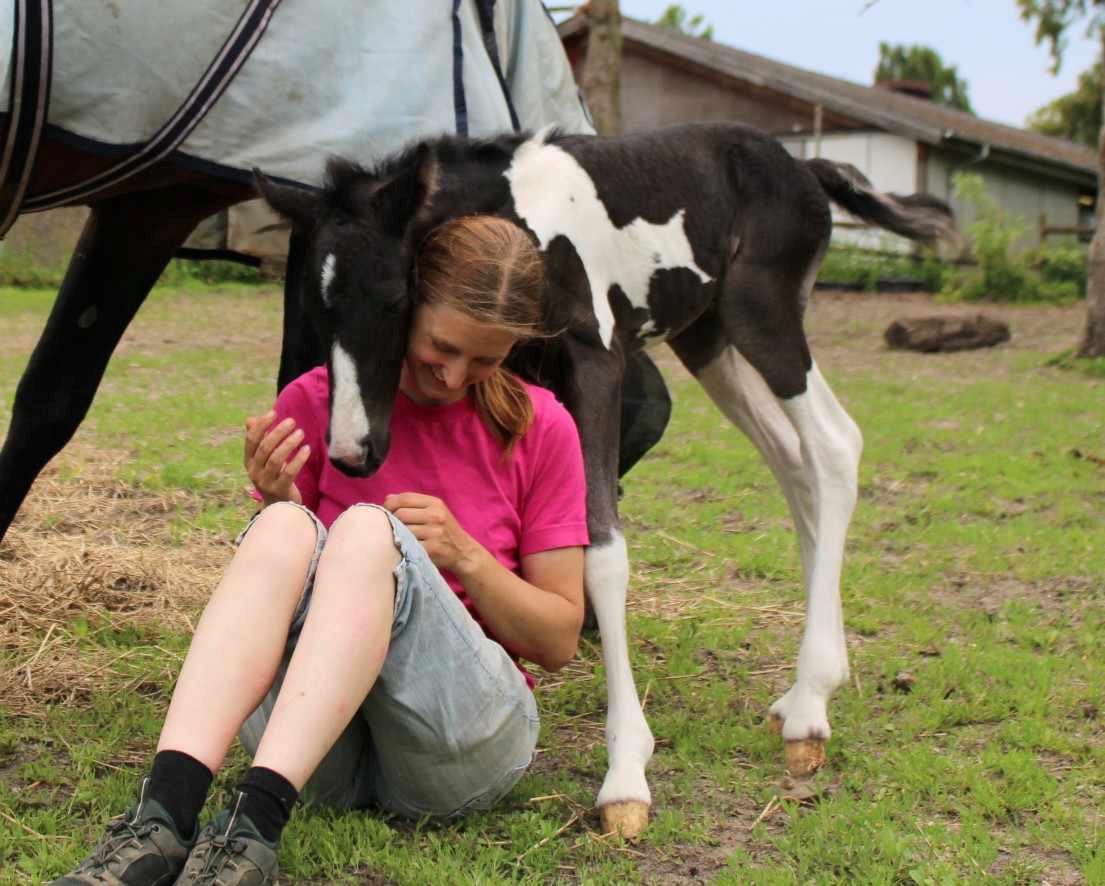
[1019,0,1105,357]
[874,43,974,113]
[581,0,622,135]
[655,4,714,40]
[1027,61,1102,145]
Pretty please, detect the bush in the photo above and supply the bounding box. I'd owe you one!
[1033,241,1087,292]
[817,245,948,292]
[159,258,262,287]
[942,174,1084,305]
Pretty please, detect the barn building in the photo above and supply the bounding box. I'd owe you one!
[559,15,1097,252]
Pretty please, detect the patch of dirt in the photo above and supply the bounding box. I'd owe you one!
[989,844,1085,885]
[0,287,285,362]
[930,572,1101,621]
[805,290,1087,380]
[645,290,1089,386]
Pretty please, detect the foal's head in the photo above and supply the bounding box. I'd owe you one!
[255,149,436,475]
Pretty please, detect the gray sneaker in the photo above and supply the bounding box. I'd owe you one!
[50,778,193,886]
[175,792,279,885]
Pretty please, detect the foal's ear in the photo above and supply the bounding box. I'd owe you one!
[253,169,319,229]
[368,144,437,237]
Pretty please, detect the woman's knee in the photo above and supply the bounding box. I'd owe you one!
[238,502,319,568]
[326,505,399,565]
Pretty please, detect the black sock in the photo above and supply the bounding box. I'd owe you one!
[147,749,213,840]
[235,766,299,844]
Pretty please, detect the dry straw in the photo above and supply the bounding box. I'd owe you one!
[0,449,234,717]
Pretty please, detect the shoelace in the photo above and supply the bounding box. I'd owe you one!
[191,832,248,885]
[83,816,156,870]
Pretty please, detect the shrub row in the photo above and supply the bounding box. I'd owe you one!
[817,173,1089,305]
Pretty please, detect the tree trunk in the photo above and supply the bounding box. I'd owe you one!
[1078,28,1105,358]
[581,0,622,136]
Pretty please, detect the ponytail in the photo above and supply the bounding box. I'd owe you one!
[472,368,534,456]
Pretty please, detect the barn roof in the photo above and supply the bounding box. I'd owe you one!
[560,15,1097,185]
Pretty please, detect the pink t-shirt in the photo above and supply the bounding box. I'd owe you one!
[265,366,589,669]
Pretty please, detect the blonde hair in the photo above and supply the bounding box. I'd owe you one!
[415,215,546,454]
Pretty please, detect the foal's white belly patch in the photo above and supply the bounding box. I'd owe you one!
[504,134,712,348]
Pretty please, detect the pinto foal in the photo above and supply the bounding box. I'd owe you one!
[255,122,959,836]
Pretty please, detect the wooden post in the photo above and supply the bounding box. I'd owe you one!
[581,0,622,136]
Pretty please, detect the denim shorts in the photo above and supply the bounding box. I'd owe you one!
[237,502,539,819]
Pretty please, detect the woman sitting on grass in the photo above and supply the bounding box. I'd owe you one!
[52,216,588,886]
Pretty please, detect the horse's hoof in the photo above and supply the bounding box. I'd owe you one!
[784,739,826,776]
[599,800,650,838]
[766,713,783,735]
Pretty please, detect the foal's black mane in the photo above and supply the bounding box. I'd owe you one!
[319,130,551,219]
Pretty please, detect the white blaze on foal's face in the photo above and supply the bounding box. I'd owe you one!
[504,132,712,349]
[328,343,371,464]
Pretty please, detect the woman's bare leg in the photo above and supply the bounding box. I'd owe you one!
[252,506,399,789]
[156,503,316,773]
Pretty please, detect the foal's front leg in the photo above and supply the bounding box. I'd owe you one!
[562,339,654,837]
[588,528,654,836]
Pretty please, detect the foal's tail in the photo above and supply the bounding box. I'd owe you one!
[806,158,963,253]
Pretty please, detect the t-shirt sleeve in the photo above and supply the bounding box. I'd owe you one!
[249,376,325,513]
[518,396,589,557]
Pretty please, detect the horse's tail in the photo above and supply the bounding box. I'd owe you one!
[806,158,963,253]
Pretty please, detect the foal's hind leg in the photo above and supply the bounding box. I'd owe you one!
[671,278,862,774]
[768,361,861,772]
[0,187,237,540]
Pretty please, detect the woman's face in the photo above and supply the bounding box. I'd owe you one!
[400,303,518,405]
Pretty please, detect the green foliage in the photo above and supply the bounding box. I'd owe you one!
[1027,61,1102,144]
[160,258,262,287]
[1033,240,1089,291]
[1017,0,1105,73]
[655,3,714,40]
[0,246,66,288]
[875,43,973,113]
[817,245,948,292]
[942,174,1086,304]
[0,253,260,289]
[1046,346,1105,376]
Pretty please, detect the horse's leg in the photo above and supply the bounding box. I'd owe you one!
[668,307,817,596]
[672,260,862,776]
[0,188,234,540]
[561,336,654,837]
[277,229,325,391]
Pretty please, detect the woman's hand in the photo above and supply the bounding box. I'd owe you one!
[244,410,311,507]
[384,493,484,575]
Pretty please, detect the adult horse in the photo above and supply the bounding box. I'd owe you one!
[0,0,658,541]
[255,123,960,837]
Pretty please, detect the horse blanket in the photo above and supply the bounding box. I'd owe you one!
[0,0,592,194]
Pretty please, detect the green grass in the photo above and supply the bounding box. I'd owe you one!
[1,286,1104,883]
